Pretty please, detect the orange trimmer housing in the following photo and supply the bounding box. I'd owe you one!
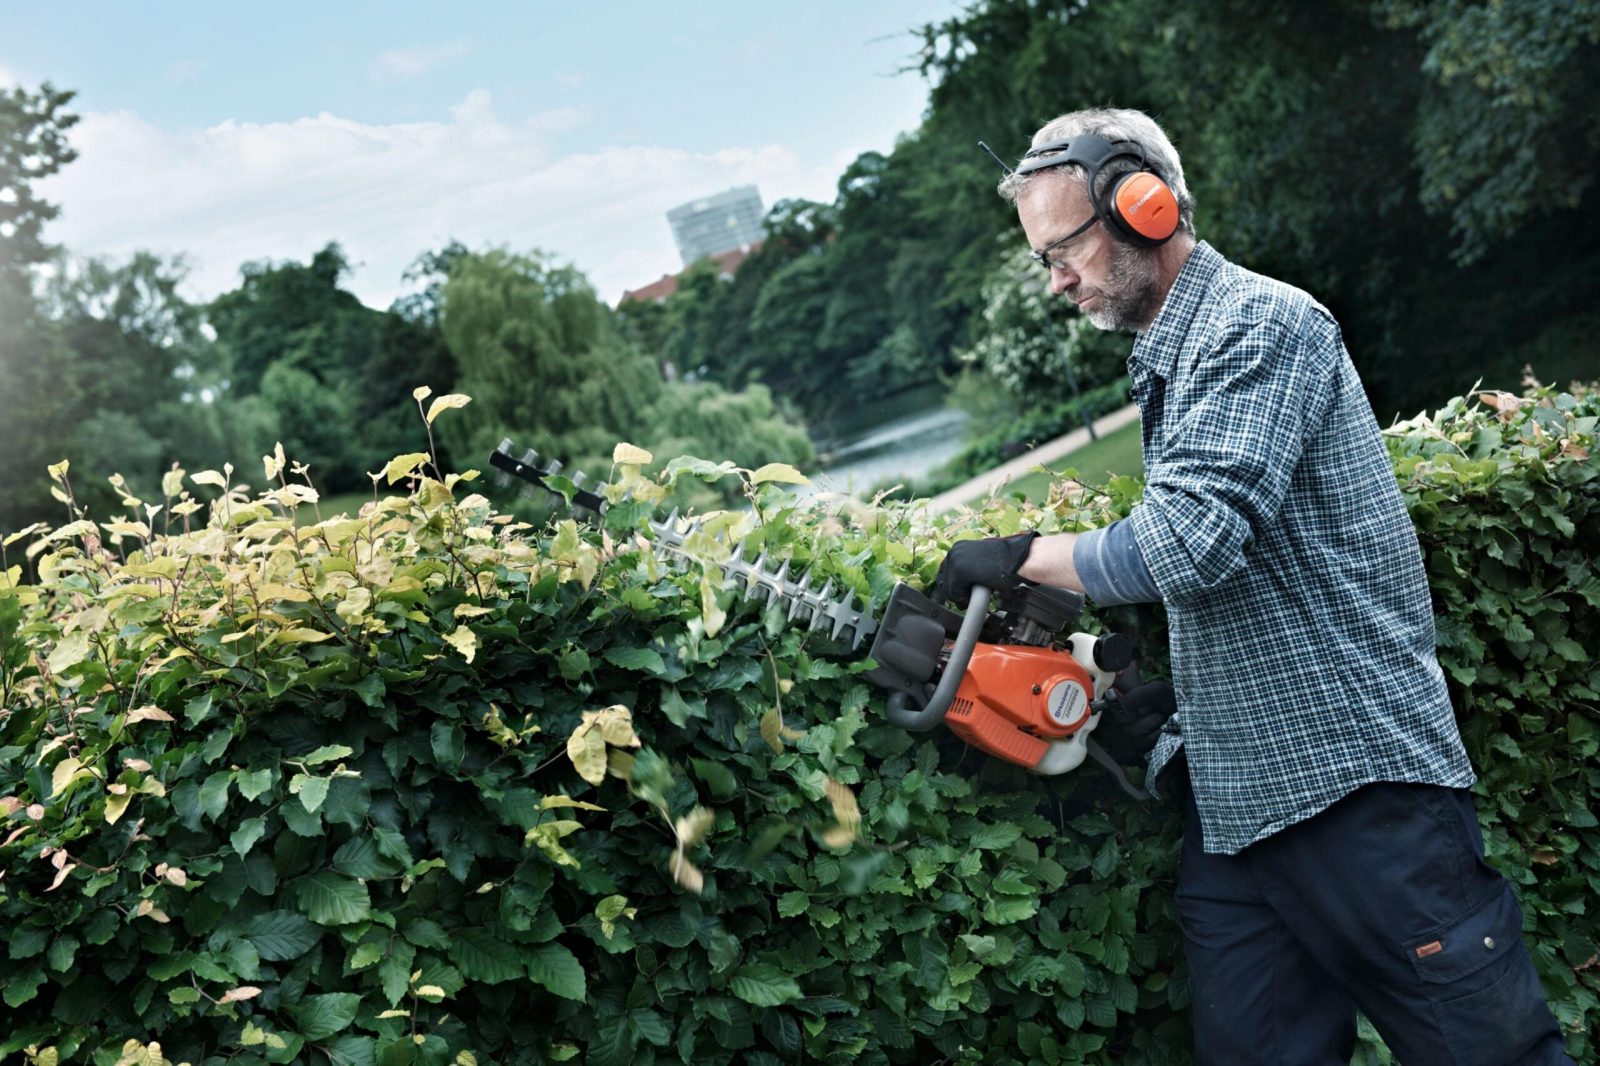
[944,643,1098,770]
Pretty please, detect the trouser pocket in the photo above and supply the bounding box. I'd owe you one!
[1405,884,1563,1066]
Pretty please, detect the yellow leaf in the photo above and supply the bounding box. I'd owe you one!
[126,706,175,724]
[220,986,262,1003]
[263,442,285,482]
[416,984,447,999]
[378,1009,409,1019]
[412,385,432,401]
[760,707,785,754]
[161,467,185,498]
[613,442,653,465]
[384,453,431,485]
[822,777,861,848]
[591,705,641,748]
[47,459,69,482]
[50,757,83,799]
[567,725,608,786]
[47,631,91,675]
[541,795,607,812]
[444,626,477,663]
[274,628,333,644]
[751,462,809,486]
[700,572,726,639]
[671,852,705,894]
[425,394,471,424]
[527,821,584,868]
[104,791,131,824]
[191,469,228,488]
[674,806,716,849]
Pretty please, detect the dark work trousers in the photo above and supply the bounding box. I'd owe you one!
[1177,774,1574,1065]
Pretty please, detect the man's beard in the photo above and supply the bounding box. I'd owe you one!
[1077,242,1163,333]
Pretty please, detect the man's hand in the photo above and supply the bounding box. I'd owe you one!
[930,532,1039,607]
[1094,680,1177,763]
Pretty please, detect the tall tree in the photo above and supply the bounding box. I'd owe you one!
[0,84,80,532]
[206,244,384,489]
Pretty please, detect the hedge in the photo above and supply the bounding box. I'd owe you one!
[0,381,1593,1065]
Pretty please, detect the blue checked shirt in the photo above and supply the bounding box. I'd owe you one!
[1103,241,1475,854]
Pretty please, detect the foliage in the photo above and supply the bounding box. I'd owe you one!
[439,249,811,509]
[0,82,79,280]
[1381,377,1600,1054]
[954,249,1131,402]
[0,380,1593,1063]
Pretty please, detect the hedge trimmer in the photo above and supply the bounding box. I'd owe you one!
[490,439,1163,798]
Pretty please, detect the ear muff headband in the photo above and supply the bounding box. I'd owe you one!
[1017,134,1180,247]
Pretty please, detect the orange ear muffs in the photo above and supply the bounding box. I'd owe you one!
[1016,133,1182,248]
[1108,171,1180,246]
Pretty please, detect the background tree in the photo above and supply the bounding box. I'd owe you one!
[0,84,82,531]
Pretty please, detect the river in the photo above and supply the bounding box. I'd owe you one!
[799,403,971,498]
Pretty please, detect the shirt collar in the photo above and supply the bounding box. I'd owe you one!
[1130,240,1224,379]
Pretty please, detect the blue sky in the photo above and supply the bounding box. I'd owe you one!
[4,1,963,306]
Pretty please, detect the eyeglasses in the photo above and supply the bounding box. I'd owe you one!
[1031,214,1103,274]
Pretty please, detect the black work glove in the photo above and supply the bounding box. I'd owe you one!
[1093,680,1176,764]
[930,531,1039,607]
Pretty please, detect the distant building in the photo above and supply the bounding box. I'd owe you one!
[666,185,765,267]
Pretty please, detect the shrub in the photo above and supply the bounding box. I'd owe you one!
[0,381,1593,1064]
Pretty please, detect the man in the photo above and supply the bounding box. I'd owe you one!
[932,108,1573,1065]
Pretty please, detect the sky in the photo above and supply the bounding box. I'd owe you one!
[4,2,963,308]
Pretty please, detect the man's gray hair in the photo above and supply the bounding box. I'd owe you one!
[997,108,1195,236]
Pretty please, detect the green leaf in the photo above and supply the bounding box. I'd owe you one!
[527,943,587,1001]
[729,963,802,1006]
[430,721,465,770]
[236,768,274,801]
[304,744,354,766]
[232,816,268,858]
[9,925,49,958]
[349,942,384,970]
[630,1007,672,1046]
[334,835,401,879]
[184,691,214,726]
[603,646,667,675]
[452,930,524,985]
[295,872,372,926]
[777,891,810,918]
[291,992,361,1040]
[241,910,322,962]
[750,462,809,486]
[290,773,330,813]
[969,822,1023,849]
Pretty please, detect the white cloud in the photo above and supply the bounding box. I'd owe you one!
[371,41,472,82]
[0,63,16,88]
[37,91,848,309]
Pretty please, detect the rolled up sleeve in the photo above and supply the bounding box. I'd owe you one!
[1129,301,1338,604]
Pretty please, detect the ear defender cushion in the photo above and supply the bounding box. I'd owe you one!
[1109,171,1180,245]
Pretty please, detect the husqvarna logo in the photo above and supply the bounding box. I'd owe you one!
[1048,680,1089,727]
[1130,185,1163,215]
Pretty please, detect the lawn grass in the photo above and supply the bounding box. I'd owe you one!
[973,419,1144,505]
[316,491,378,519]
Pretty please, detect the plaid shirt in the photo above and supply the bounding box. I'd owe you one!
[1130,242,1475,855]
